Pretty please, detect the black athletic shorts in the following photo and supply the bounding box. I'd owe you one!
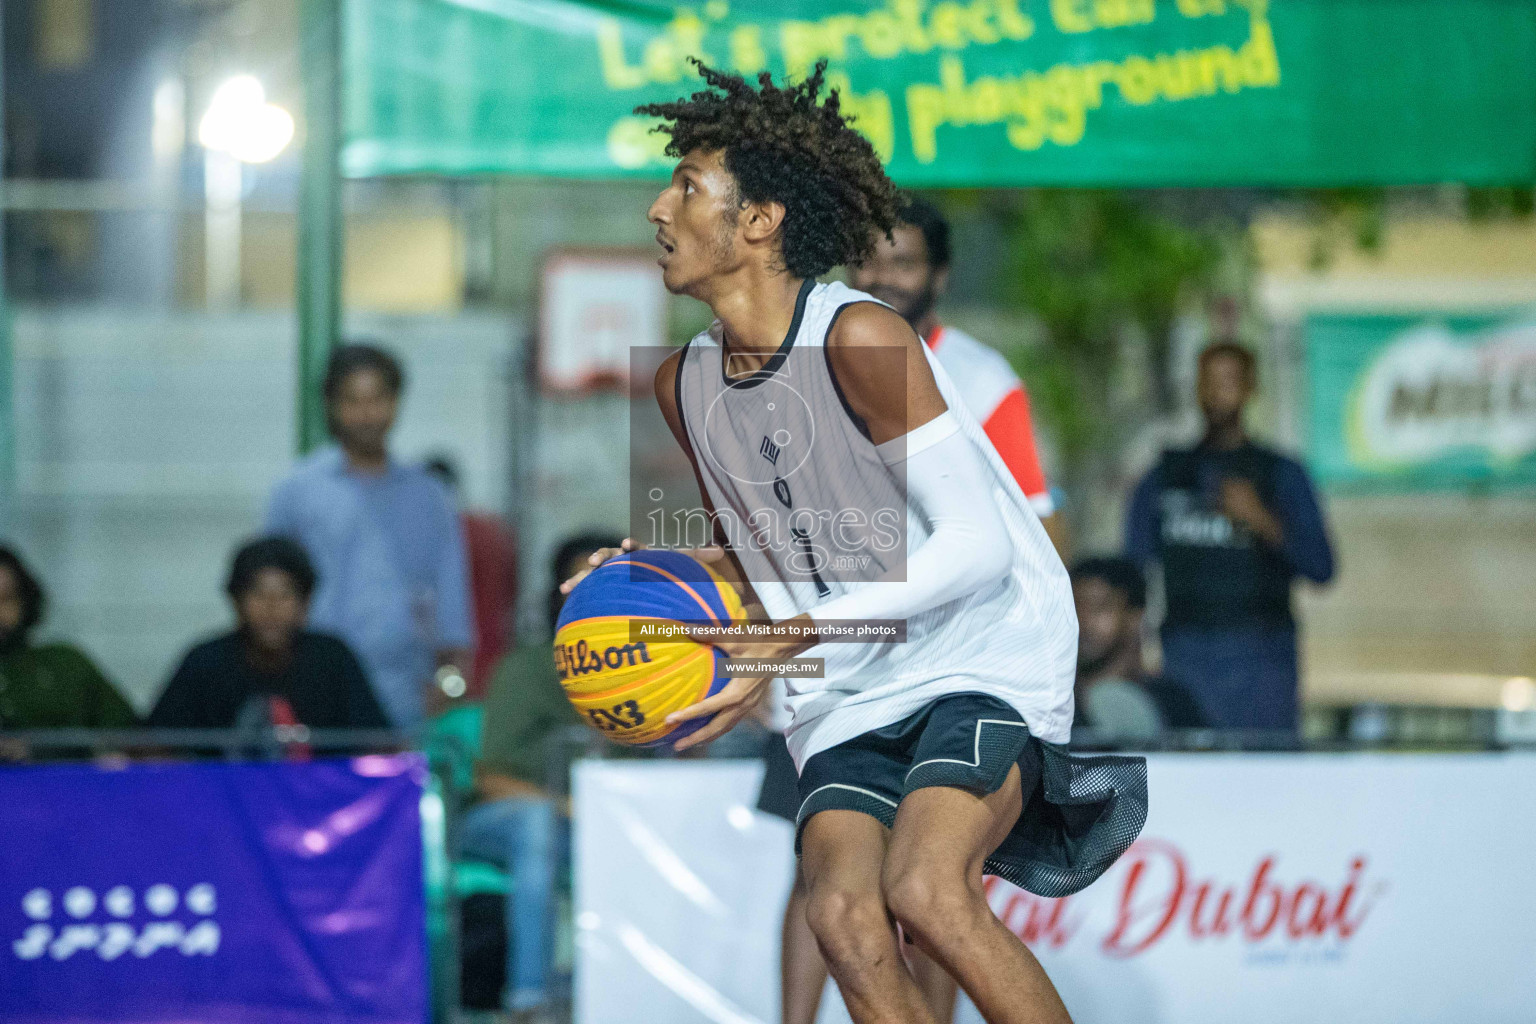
[755,731,802,824]
[794,692,1149,898]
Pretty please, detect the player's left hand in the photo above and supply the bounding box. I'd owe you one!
[666,618,814,751]
[665,671,773,752]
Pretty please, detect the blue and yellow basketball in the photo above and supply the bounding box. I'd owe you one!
[554,549,746,748]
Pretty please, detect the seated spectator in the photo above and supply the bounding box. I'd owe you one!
[149,537,386,731]
[1071,556,1206,741]
[0,544,138,734]
[459,531,622,1017]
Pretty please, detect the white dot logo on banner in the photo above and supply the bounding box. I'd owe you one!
[64,887,96,919]
[22,889,50,921]
[105,886,135,918]
[10,883,226,964]
[145,885,178,916]
[186,884,217,915]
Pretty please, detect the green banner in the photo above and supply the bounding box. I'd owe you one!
[341,0,1536,184]
[1306,312,1536,491]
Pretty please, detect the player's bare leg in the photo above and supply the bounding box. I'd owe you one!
[800,810,937,1024]
[882,767,1073,1024]
[781,868,829,1024]
[907,945,959,1023]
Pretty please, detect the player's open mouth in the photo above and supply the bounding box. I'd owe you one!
[656,233,675,262]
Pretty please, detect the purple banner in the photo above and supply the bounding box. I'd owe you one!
[0,755,428,1024]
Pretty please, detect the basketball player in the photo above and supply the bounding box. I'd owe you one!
[571,62,1145,1024]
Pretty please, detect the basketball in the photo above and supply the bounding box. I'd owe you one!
[554,549,746,748]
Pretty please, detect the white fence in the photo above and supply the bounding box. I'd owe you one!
[575,755,1536,1024]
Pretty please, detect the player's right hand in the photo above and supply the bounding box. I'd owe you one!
[559,538,643,594]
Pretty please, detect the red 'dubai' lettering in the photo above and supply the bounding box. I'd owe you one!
[1098,843,1377,958]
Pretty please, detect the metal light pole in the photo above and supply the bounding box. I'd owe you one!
[297,0,343,454]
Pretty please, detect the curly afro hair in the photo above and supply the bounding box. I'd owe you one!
[636,60,902,280]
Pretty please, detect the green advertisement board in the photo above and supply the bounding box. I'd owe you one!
[1306,312,1536,490]
[341,0,1536,184]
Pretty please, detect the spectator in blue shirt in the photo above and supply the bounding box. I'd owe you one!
[1125,342,1335,733]
[266,343,474,728]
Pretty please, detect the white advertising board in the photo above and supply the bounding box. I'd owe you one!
[574,754,1536,1024]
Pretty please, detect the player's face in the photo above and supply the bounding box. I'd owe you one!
[849,224,946,328]
[1197,353,1253,431]
[236,568,308,654]
[1073,577,1132,673]
[328,367,398,457]
[648,150,743,296]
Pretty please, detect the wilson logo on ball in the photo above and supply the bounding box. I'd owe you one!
[554,640,654,679]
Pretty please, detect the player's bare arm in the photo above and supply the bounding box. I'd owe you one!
[823,300,948,445]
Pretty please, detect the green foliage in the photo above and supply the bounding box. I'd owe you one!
[990,190,1234,466]
[1300,185,1534,268]
[1464,185,1536,220]
[1303,187,1387,269]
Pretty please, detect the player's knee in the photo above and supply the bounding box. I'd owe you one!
[805,887,888,968]
[881,860,978,942]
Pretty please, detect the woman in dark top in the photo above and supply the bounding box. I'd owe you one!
[150,537,385,729]
[0,545,137,733]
